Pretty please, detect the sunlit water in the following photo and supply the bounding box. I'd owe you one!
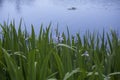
[0,0,120,35]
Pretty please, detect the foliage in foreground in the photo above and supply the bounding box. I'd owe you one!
[0,21,120,80]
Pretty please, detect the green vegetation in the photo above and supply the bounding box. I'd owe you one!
[0,21,120,80]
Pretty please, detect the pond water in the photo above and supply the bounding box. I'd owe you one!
[0,0,120,35]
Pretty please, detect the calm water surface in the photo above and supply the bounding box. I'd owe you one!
[0,0,120,35]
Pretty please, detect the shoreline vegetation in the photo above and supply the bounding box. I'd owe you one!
[0,21,120,80]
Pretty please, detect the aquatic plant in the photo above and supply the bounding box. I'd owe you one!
[0,21,120,80]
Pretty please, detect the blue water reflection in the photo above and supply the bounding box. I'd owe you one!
[0,0,120,35]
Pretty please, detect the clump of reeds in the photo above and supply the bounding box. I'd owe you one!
[0,21,120,80]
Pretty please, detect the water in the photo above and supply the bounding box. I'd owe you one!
[0,0,120,35]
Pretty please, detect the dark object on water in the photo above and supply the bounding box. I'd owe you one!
[68,7,77,10]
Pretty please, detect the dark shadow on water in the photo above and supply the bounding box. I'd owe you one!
[0,0,3,8]
[0,0,35,13]
[15,0,35,13]
[16,0,21,13]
